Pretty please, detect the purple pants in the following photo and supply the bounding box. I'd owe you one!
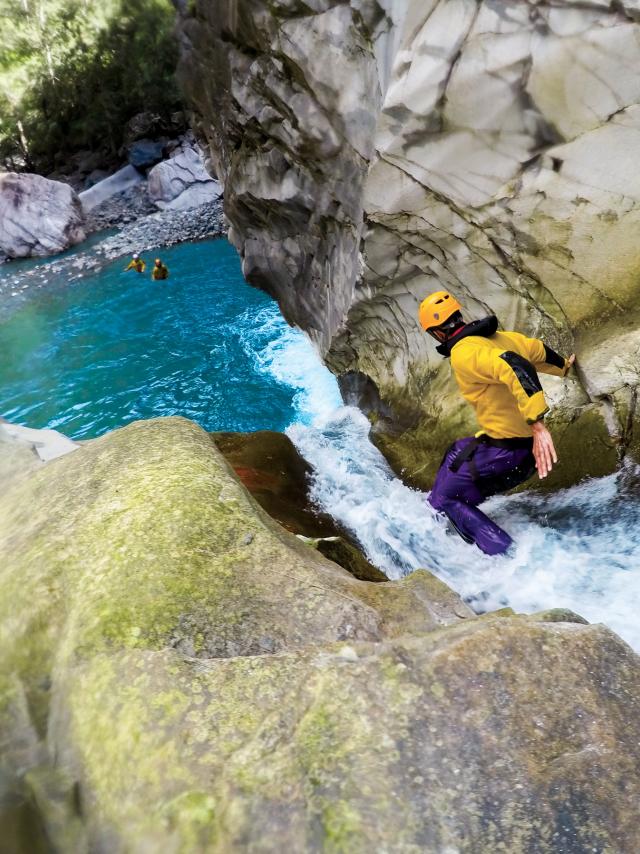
[428,436,535,556]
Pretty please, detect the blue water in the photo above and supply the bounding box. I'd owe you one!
[0,239,339,438]
[2,236,640,651]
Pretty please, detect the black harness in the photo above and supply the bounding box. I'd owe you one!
[449,434,534,482]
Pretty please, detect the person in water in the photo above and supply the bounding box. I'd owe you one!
[124,253,146,273]
[151,258,169,281]
[419,290,575,556]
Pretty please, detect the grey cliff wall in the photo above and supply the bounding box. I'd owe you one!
[177,0,640,488]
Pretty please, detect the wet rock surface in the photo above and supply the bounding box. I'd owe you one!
[0,417,639,851]
[177,0,640,488]
[212,430,343,539]
[212,430,387,581]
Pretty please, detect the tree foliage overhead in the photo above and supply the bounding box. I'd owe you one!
[0,0,182,173]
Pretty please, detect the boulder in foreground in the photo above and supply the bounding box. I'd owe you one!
[1,417,639,852]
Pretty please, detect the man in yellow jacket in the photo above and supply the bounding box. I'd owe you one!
[124,253,146,273]
[151,258,169,280]
[419,290,575,555]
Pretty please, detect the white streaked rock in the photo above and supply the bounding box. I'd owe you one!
[177,0,640,483]
[79,164,143,212]
[0,419,79,463]
[147,145,222,211]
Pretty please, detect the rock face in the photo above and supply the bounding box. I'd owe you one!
[177,0,640,488]
[78,164,144,213]
[126,138,166,169]
[0,419,78,465]
[147,140,222,211]
[0,173,86,259]
[2,416,640,851]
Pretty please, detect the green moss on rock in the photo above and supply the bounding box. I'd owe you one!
[1,416,639,851]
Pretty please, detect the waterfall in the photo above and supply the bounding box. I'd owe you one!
[249,307,640,652]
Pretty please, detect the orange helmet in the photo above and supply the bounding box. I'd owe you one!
[418,291,462,331]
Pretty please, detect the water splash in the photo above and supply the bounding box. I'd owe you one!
[287,406,640,649]
[250,314,640,650]
[235,305,342,425]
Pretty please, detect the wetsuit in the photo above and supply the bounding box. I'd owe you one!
[125,259,146,273]
[151,263,169,280]
[428,316,570,555]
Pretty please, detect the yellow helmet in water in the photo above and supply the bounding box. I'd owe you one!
[418,291,462,331]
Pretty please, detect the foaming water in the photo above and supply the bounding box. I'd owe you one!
[3,237,640,649]
[235,305,342,425]
[287,406,640,651]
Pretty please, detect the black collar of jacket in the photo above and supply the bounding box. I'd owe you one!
[435,315,499,357]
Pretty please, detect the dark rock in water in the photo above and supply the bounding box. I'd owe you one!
[212,430,336,538]
[126,139,166,169]
[210,430,347,535]
[315,536,388,582]
[212,430,387,581]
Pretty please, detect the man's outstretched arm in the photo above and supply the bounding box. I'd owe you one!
[508,332,575,377]
[485,348,565,479]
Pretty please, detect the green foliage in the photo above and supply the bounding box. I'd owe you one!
[0,0,182,172]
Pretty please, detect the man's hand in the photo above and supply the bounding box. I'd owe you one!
[531,420,557,479]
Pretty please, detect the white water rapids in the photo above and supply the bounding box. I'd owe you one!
[248,305,640,652]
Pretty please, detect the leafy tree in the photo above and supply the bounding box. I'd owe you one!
[0,0,182,173]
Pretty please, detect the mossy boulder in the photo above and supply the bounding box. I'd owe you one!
[1,416,639,852]
[313,537,388,583]
[48,618,640,852]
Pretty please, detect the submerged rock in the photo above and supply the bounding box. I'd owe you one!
[177,0,640,487]
[212,430,350,537]
[0,173,86,259]
[1,416,639,850]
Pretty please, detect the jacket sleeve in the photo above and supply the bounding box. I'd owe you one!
[507,332,570,377]
[475,347,549,424]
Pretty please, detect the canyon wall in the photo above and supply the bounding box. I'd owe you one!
[177,0,640,486]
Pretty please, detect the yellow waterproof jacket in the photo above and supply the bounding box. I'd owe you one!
[444,317,570,439]
[151,264,169,280]
[125,259,146,273]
